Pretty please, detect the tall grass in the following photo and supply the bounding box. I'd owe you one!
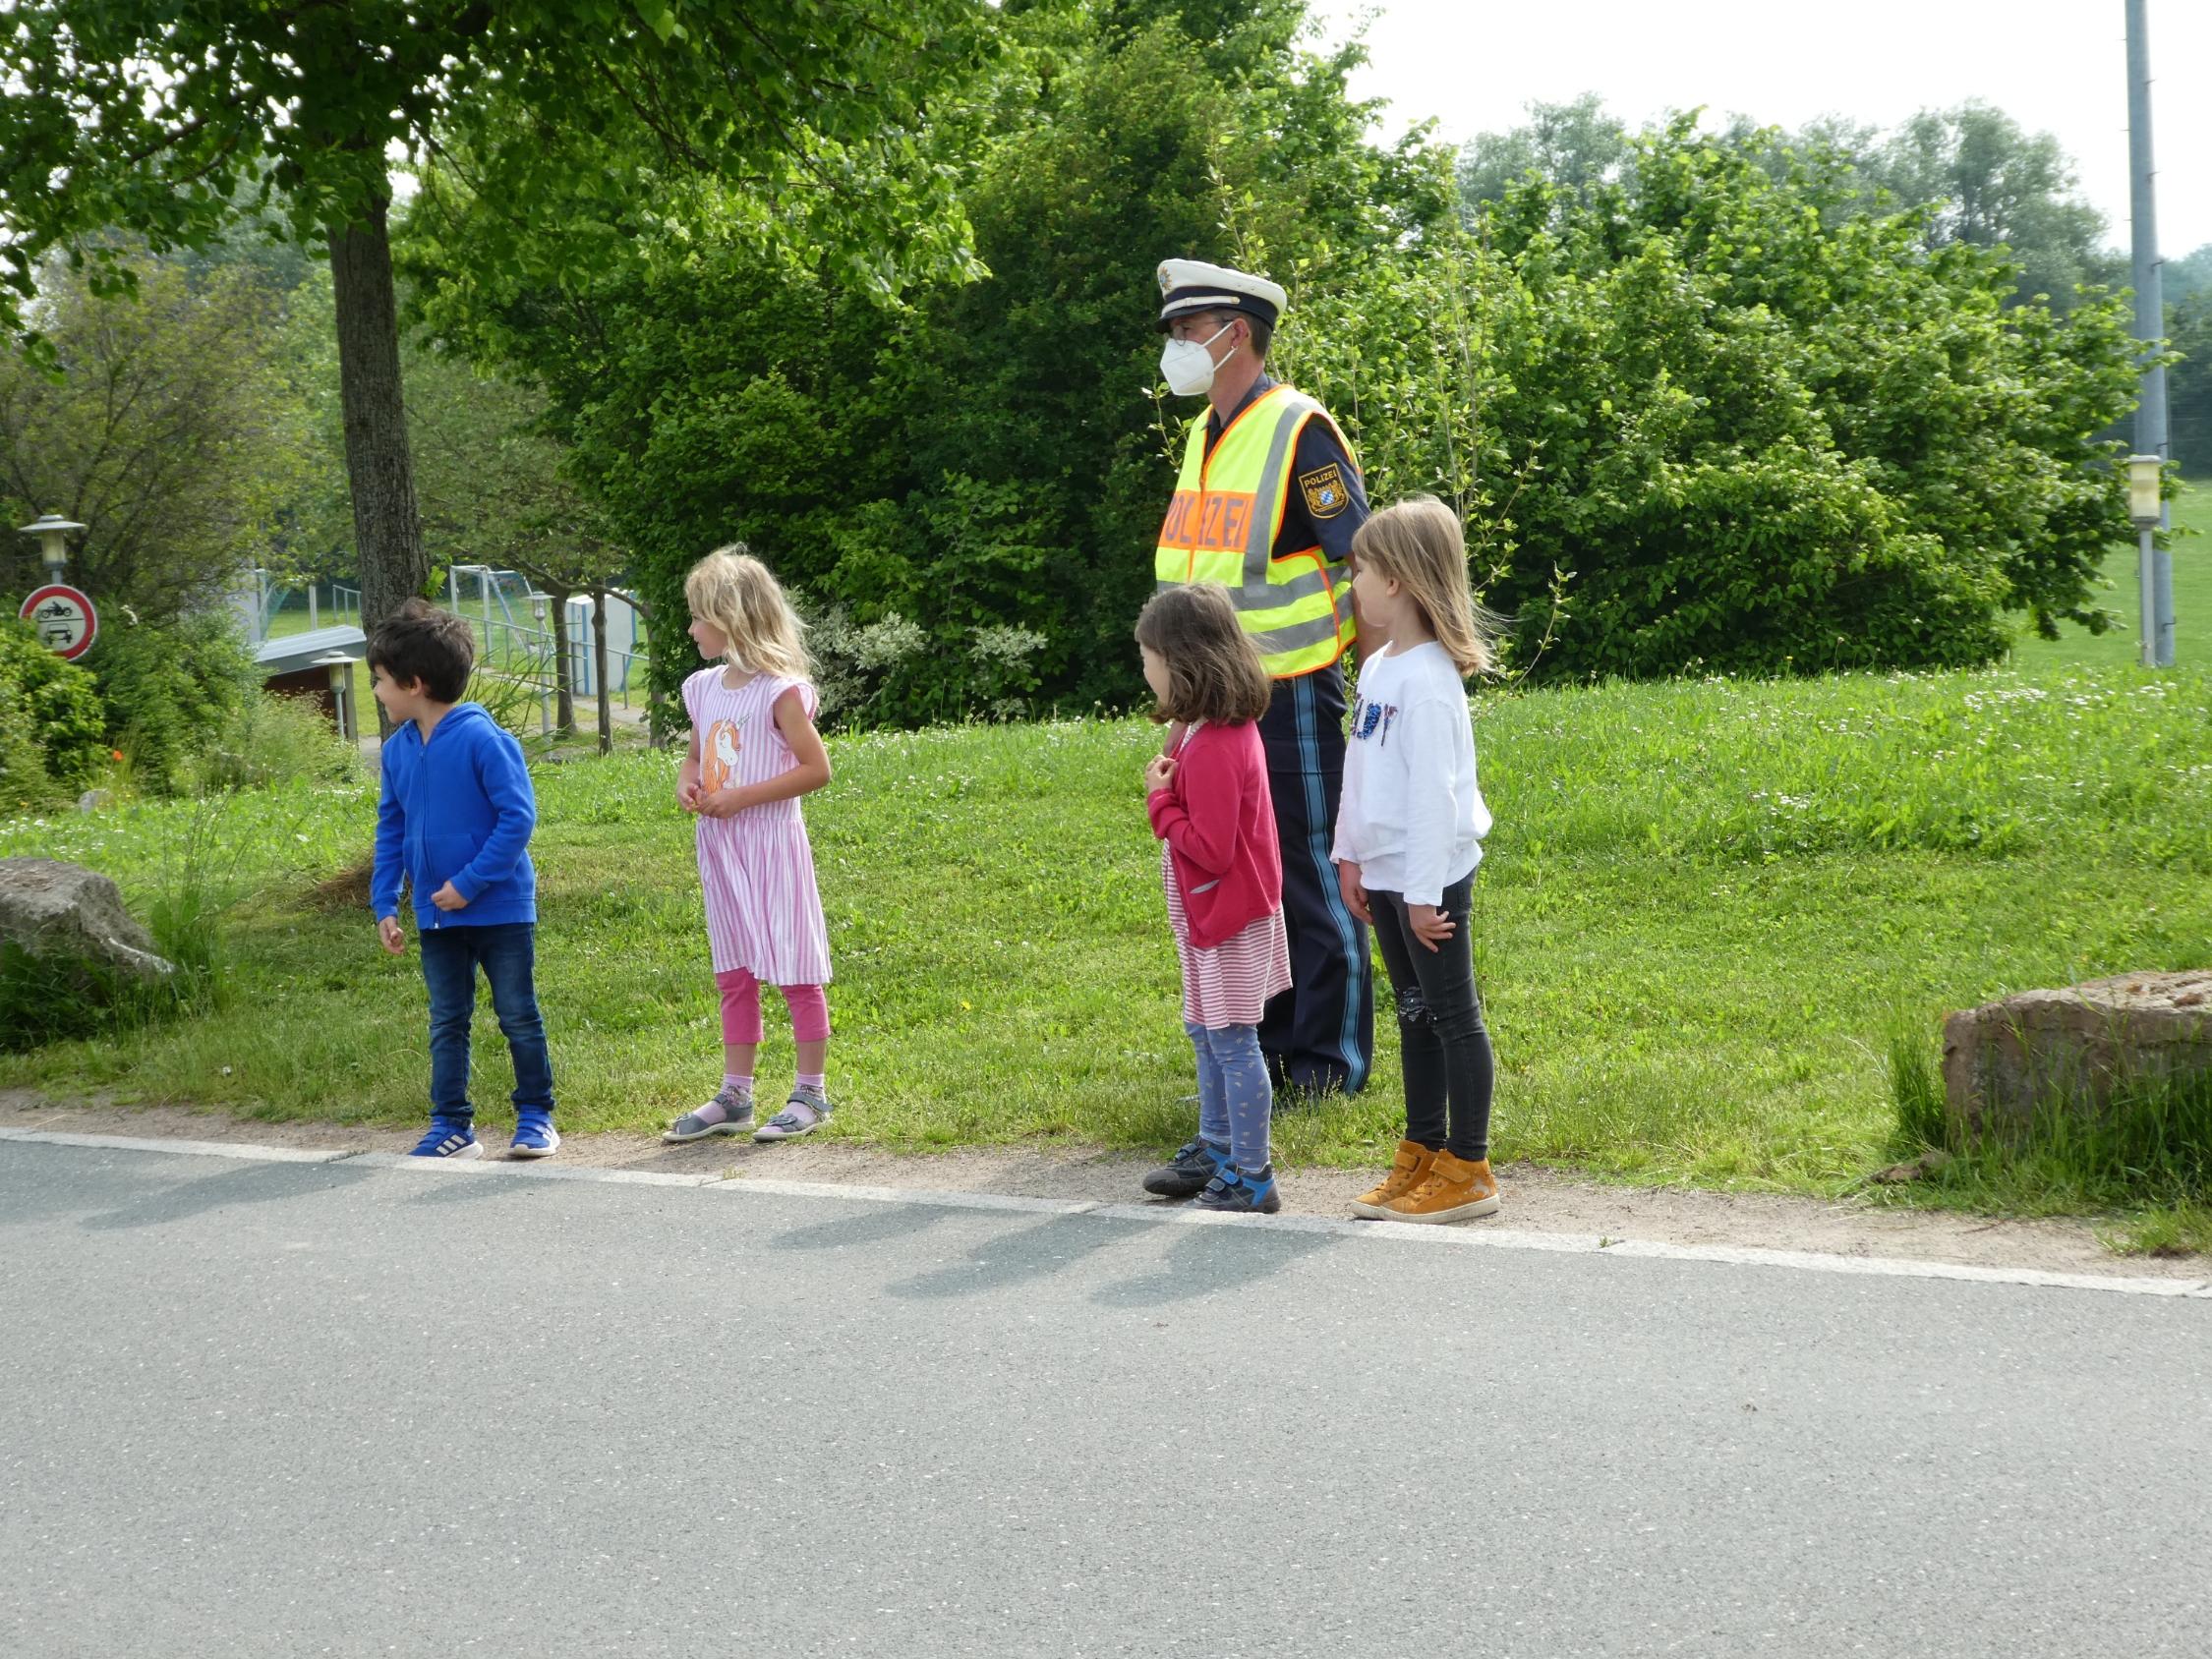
[1889,1016,2212,1252]
[0,652,2203,1246]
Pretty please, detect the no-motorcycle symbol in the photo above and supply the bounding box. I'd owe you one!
[19,584,98,660]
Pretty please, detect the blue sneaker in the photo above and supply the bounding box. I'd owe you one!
[410,1120,482,1160]
[1194,1164,1281,1215]
[1142,1136,1231,1199]
[509,1110,560,1160]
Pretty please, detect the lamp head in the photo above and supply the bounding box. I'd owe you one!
[2126,455,2164,528]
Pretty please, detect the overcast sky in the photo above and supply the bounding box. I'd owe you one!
[1308,0,2212,259]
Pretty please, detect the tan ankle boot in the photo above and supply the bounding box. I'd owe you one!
[1383,1150,1500,1224]
[1351,1140,1436,1219]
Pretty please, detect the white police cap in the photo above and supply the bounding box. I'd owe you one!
[1155,258,1287,331]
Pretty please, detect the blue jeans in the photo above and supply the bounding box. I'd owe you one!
[419,922,554,1125]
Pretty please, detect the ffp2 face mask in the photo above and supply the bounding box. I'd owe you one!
[1159,318,1237,396]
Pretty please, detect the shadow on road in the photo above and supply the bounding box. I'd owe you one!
[884,1214,1131,1300]
[765,1199,952,1252]
[77,1158,376,1232]
[1090,1221,1338,1308]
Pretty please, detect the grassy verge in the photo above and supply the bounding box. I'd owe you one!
[5,645,2207,1241]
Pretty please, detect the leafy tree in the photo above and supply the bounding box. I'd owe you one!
[408,0,1451,722]
[1391,119,2141,676]
[1861,102,2120,310]
[2169,294,2212,478]
[1457,94,1633,217]
[404,347,626,733]
[0,253,316,620]
[2166,245,2212,309]
[2,1,993,638]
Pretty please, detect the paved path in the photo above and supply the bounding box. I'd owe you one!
[4,1139,2207,1657]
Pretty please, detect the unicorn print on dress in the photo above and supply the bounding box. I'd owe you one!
[704,719,741,792]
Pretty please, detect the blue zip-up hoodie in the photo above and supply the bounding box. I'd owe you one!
[370,703,537,931]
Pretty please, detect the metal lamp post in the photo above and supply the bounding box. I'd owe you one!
[2126,456,2164,668]
[531,595,552,734]
[18,513,87,578]
[311,652,358,743]
[2125,0,2174,665]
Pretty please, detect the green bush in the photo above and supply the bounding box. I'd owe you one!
[0,617,107,804]
[187,690,361,793]
[85,610,257,794]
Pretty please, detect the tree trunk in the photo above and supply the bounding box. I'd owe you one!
[592,588,612,756]
[326,185,427,643]
[546,588,575,733]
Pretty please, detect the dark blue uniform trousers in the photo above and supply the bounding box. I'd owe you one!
[1255,664,1373,1094]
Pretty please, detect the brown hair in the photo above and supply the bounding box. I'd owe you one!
[1349,495,1499,677]
[367,597,476,704]
[1135,584,1272,725]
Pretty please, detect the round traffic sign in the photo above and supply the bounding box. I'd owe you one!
[18,584,99,660]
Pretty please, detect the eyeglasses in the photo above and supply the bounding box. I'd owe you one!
[1166,314,1238,342]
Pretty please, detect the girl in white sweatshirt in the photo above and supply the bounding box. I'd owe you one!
[1332,496,1501,1224]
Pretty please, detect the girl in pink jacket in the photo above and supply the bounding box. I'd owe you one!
[1135,585,1291,1214]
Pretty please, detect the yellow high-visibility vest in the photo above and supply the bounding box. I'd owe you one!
[1154,383,1360,678]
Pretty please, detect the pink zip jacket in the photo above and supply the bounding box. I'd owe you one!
[1146,719,1283,949]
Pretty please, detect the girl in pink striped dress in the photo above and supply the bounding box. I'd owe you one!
[1135,585,1292,1215]
[663,547,837,1146]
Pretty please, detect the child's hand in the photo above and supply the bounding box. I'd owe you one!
[1143,755,1177,795]
[697,786,746,819]
[377,915,406,955]
[676,776,702,811]
[1336,861,1371,925]
[1408,902,1455,951]
[430,881,468,912]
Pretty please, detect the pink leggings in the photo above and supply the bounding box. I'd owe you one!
[715,969,830,1046]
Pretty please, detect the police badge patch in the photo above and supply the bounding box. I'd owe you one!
[1300,463,1350,519]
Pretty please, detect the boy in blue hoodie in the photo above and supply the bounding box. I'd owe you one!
[369,599,558,1160]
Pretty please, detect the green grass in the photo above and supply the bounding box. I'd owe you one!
[2008,482,2207,671]
[6,648,2207,1246]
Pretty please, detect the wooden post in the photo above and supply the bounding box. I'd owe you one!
[593,588,612,755]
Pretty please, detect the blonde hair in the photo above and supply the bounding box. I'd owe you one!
[682,545,812,680]
[1135,585,1272,725]
[1349,496,1499,677]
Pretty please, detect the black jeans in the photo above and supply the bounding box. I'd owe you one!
[419,922,554,1125]
[1368,872,1493,1162]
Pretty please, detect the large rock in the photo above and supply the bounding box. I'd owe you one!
[0,857,173,981]
[1943,971,2212,1136]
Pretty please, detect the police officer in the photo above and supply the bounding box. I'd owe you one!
[1151,257,1372,1096]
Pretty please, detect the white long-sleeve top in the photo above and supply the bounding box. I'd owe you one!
[1330,640,1491,905]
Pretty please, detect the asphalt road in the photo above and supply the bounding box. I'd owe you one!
[3,1139,2207,1658]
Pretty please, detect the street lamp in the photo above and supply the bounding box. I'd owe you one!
[2126,455,2163,669]
[310,652,358,744]
[17,513,87,578]
[530,595,551,734]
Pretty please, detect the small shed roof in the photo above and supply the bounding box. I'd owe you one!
[255,624,366,677]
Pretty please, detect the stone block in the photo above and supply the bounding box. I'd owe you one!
[0,856,173,981]
[1942,971,2212,1136]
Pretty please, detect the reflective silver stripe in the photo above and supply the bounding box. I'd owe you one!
[1241,393,1320,595]
[1247,566,1331,606]
[1246,611,1343,657]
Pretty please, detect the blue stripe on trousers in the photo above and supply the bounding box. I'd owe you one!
[1292,672,1371,1092]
